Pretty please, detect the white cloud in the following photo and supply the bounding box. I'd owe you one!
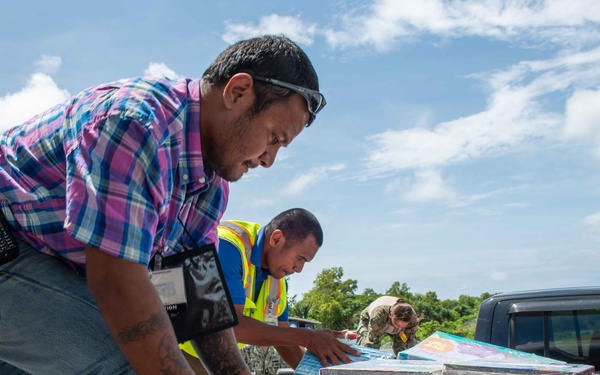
[0,59,184,133]
[386,169,456,203]
[389,222,410,229]
[283,163,346,196]
[0,72,70,132]
[365,47,600,176]
[144,62,180,80]
[324,0,600,51]
[583,212,600,241]
[564,88,600,141]
[35,55,62,74]
[364,46,600,204]
[489,270,509,281]
[222,14,316,45]
[239,197,278,210]
[0,55,71,131]
[583,212,600,226]
[503,202,530,208]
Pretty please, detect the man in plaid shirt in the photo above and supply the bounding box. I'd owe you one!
[0,35,326,375]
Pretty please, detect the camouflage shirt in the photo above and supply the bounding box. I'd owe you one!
[240,345,287,375]
[356,304,419,356]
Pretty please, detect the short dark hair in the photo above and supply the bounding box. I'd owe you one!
[202,35,320,126]
[264,208,323,247]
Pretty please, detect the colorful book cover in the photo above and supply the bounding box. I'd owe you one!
[398,331,565,365]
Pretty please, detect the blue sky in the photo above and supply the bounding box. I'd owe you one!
[2,1,599,300]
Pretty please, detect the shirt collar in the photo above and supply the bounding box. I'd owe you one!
[252,227,271,277]
[179,79,214,187]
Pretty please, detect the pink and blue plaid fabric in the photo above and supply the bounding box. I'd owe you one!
[0,77,229,270]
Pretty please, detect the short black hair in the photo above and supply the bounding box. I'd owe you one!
[202,35,320,126]
[264,208,323,247]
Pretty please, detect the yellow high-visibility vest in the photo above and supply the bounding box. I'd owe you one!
[180,220,287,357]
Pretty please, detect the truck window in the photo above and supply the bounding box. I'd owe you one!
[511,309,600,365]
[550,310,581,357]
[513,312,544,356]
[574,310,600,357]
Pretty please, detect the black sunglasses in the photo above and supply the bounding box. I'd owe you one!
[252,75,327,121]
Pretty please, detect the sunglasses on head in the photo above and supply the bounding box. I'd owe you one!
[252,75,327,121]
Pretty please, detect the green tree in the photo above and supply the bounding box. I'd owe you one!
[385,282,413,301]
[312,300,345,329]
[289,298,312,319]
[301,267,358,330]
[343,291,382,330]
[417,320,442,340]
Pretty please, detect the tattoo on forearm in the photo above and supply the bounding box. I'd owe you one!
[193,329,249,374]
[158,333,190,375]
[117,312,169,343]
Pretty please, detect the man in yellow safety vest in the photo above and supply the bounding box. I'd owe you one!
[181,208,358,372]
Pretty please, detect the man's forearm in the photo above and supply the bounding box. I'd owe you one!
[115,310,192,374]
[86,246,194,374]
[234,315,309,347]
[191,328,251,375]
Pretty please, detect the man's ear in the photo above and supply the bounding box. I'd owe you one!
[270,229,285,248]
[222,73,254,110]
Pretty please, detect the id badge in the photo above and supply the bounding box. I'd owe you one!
[400,331,408,343]
[149,267,187,312]
[264,301,278,326]
[152,243,238,343]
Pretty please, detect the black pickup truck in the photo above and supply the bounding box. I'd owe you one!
[474,286,600,371]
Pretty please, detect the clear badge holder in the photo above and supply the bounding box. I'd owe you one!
[151,243,238,342]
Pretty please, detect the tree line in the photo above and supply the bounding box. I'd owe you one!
[288,267,494,341]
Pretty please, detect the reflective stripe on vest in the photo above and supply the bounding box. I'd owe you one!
[265,276,282,317]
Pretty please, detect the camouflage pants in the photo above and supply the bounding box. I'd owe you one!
[240,345,286,375]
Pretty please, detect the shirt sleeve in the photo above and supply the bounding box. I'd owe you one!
[392,322,419,355]
[217,238,247,305]
[404,322,419,348]
[363,305,388,348]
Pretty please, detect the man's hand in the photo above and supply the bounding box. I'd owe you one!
[303,329,360,367]
[231,304,360,369]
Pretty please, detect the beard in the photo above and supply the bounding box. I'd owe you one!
[203,109,255,182]
[205,159,244,182]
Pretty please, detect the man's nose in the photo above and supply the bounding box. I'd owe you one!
[294,262,305,273]
[259,146,280,168]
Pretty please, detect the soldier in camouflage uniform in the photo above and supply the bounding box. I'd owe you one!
[240,345,288,375]
[356,296,421,356]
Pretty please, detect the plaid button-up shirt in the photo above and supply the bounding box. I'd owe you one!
[0,77,228,270]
